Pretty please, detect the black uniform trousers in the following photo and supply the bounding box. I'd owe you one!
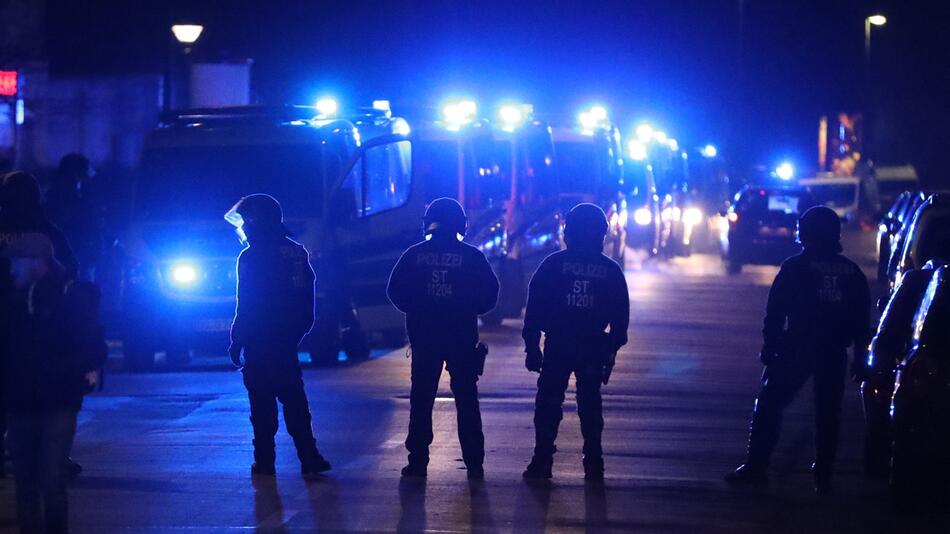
[746,348,848,474]
[405,348,483,469]
[533,346,605,461]
[242,344,320,467]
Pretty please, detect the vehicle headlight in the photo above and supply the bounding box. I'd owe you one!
[633,208,652,226]
[682,207,703,226]
[170,261,200,287]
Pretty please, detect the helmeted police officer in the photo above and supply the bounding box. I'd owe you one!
[387,198,499,479]
[522,203,630,481]
[726,205,871,494]
[226,194,331,479]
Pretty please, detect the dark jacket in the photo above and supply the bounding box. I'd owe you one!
[0,213,79,278]
[2,268,107,414]
[763,249,871,362]
[231,236,315,352]
[387,236,499,351]
[523,248,629,355]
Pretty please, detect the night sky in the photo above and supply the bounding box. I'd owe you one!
[46,0,950,184]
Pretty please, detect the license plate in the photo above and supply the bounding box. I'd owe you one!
[194,319,232,332]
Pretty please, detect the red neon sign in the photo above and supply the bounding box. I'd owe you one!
[0,71,18,97]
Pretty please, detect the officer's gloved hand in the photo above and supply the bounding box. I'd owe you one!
[758,350,777,366]
[228,342,244,369]
[525,347,543,373]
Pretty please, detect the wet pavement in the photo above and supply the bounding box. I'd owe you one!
[1,229,948,532]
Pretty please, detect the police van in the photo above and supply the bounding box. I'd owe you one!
[549,106,627,264]
[119,107,360,369]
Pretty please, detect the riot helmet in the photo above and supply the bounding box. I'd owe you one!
[225,193,289,243]
[423,197,467,239]
[797,205,842,253]
[564,203,608,253]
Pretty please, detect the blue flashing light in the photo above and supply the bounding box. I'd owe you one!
[775,162,794,181]
[702,144,718,158]
[635,124,654,143]
[498,104,525,132]
[170,261,199,287]
[442,99,477,131]
[315,97,338,118]
[579,105,609,134]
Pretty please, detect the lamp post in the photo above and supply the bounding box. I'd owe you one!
[164,24,204,113]
[864,15,886,90]
[864,14,886,161]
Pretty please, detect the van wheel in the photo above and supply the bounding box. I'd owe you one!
[124,337,155,371]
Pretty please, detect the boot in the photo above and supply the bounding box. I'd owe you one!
[583,456,605,482]
[301,453,332,480]
[466,465,485,480]
[251,462,276,476]
[401,463,428,478]
[812,463,833,496]
[724,463,769,486]
[522,456,553,480]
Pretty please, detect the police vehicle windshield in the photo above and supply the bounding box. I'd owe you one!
[136,144,325,221]
[556,141,597,194]
[414,138,506,211]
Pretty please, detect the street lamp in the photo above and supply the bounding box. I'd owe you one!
[164,24,204,113]
[172,24,204,45]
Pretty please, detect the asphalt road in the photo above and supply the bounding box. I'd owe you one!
[1,228,948,533]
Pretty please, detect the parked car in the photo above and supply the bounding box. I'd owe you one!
[877,191,926,282]
[890,194,950,290]
[890,265,950,501]
[862,263,940,477]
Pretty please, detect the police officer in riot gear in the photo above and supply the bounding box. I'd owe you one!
[226,194,331,479]
[726,206,870,494]
[522,203,630,481]
[387,198,499,479]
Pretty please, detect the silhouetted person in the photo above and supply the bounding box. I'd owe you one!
[225,194,331,479]
[726,206,871,495]
[45,154,104,281]
[2,233,106,534]
[0,171,80,481]
[522,203,629,481]
[387,198,499,479]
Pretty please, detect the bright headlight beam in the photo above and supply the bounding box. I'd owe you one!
[633,207,653,226]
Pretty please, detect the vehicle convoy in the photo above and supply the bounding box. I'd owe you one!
[624,128,704,257]
[889,266,950,500]
[889,194,950,289]
[119,106,360,369]
[877,191,926,282]
[317,100,568,359]
[719,185,819,274]
[549,107,627,264]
